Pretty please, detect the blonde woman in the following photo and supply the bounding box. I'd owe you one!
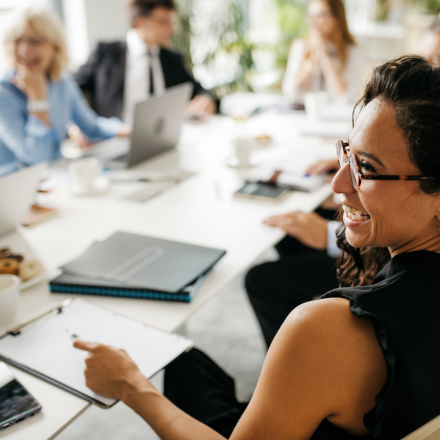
[282,0,364,105]
[0,8,127,176]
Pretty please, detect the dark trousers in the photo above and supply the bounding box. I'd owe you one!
[245,208,339,348]
[164,349,354,440]
[164,348,247,439]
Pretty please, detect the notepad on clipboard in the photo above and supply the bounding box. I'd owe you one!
[0,299,193,408]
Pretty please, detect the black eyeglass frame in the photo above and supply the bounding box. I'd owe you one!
[336,140,436,191]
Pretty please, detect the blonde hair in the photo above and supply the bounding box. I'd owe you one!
[3,8,69,81]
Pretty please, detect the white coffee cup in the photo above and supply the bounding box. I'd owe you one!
[304,91,329,122]
[69,158,102,190]
[231,137,255,168]
[0,275,20,325]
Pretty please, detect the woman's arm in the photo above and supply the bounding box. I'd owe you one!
[319,46,348,98]
[74,298,387,440]
[74,340,226,440]
[230,298,387,439]
[67,75,124,142]
[0,84,58,165]
[282,39,317,102]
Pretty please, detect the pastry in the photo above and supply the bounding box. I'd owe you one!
[19,260,43,281]
[0,248,23,261]
[0,258,19,275]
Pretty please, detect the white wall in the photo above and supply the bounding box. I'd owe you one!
[62,0,129,68]
[83,0,129,49]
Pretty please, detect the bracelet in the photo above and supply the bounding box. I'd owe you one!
[28,99,50,113]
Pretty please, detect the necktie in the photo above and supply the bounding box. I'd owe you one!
[147,49,165,97]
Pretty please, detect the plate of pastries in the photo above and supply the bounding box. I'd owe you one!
[0,247,45,289]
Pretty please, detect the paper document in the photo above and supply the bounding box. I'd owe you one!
[0,299,193,407]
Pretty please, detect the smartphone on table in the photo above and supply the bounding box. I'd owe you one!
[0,362,42,430]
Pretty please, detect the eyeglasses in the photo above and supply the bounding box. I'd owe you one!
[147,15,176,27]
[307,11,333,22]
[336,140,436,191]
[14,37,47,47]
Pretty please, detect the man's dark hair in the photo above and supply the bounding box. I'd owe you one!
[129,0,176,26]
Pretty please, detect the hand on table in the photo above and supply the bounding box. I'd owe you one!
[117,124,132,137]
[305,158,339,176]
[187,95,216,116]
[74,340,155,402]
[264,211,328,250]
[68,124,92,149]
[306,159,339,183]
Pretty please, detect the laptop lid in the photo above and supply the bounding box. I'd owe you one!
[0,162,47,237]
[126,82,193,168]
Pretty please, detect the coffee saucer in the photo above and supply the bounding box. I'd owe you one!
[227,156,258,169]
[68,176,110,197]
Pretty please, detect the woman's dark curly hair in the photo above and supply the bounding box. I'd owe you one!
[336,55,440,287]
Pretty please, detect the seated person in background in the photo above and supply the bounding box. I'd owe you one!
[0,8,127,177]
[248,15,440,349]
[282,0,365,105]
[74,0,216,125]
[420,17,440,66]
[75,56,440,440]
[246,158,340,348]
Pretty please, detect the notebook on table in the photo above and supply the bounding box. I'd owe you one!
[50,231,226,301]
[50,272,206,302]
[0,299,194,408]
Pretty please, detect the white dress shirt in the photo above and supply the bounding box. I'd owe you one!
[282,39,365,105]
[327,221,341,258]
[121,29,166,125]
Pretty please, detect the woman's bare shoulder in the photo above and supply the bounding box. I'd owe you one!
[231,298,387,439]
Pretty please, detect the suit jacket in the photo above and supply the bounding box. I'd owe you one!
[74,42,212,119]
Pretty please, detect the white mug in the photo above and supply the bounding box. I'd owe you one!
[0,275,20,325]
[231,137,253,168]
[69,158,102,190]
[304,91,329,122]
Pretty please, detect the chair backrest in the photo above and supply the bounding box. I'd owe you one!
[401,415,440,440]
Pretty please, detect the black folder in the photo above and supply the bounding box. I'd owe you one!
[54,231,226,295]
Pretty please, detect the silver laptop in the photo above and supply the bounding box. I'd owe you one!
[92,82,193,168]
[0,162,47,237]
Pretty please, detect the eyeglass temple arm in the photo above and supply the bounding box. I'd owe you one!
[364,175,435,181]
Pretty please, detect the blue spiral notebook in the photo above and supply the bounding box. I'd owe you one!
[49,272,206,303]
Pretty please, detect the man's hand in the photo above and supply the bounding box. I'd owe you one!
[68,124,92,149]
[305,158,339,176]
[187,95,216,116]
[264,211,329,250]
[73,340,156,402]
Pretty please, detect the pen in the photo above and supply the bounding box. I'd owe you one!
[109,177,180,184]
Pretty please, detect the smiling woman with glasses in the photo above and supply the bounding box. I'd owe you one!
[73,56,440,440]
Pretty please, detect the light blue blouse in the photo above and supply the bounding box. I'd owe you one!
[0,70,123,177]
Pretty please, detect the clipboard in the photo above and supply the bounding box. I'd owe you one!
[0,299,194,408]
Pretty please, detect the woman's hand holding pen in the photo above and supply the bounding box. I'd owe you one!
[73,340,157,403]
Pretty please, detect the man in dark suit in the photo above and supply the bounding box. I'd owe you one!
[74,0,216,124]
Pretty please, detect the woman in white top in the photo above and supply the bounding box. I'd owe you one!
[282,0,364,105]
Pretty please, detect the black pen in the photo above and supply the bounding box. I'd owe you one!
[109,177,180,184]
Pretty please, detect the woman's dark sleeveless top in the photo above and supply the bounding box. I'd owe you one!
[310,251,440,440]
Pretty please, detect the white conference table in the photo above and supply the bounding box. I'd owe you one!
[0,110,340,440]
